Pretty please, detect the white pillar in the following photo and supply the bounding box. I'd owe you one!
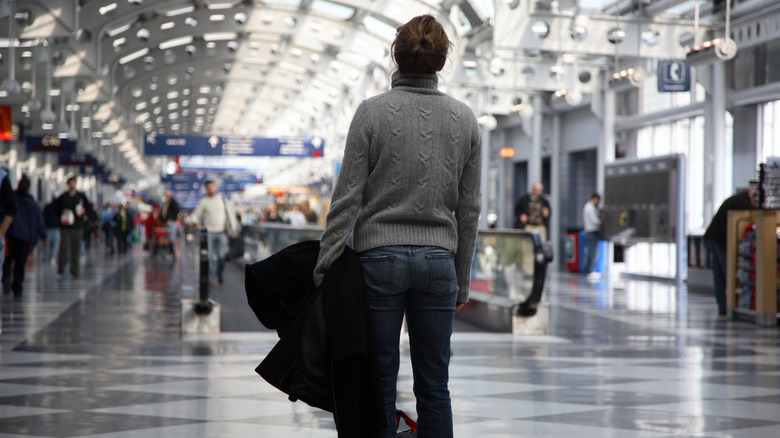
[529,94,544,188]
[550,111,561,254]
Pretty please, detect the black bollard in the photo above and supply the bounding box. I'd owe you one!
[195,228,213,315]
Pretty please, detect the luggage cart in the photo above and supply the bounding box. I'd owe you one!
[151,226,174,257]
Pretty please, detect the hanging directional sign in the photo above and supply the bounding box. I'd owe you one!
[26,135,77,153]
[144,134,324,157]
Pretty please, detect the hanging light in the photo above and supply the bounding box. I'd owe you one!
[40,44,57,124]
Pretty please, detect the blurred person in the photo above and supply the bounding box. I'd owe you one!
[113,204,132,254]
[0,167,16,333]
[704,187,759,315]
[191,179,239,285]
[286,204,307,226]
[144,204,161,250]
[160,189,180,241]
[301,200,318,224]
[513,182,551,241]
[82,201,99,250]
[100,203,117,255]
[54,176,96,279]
[2,176,46,297]
[313,15,481,438]
[43,195,60,262]
[582,193,604,281]
[264,202,285,223]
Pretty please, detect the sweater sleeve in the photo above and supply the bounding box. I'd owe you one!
[313,101,372,286]
[454,117,482,303]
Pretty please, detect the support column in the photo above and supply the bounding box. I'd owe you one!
[600,87,616,195]
[705,61,731,217]
[479,125,490,230]
[529,94,544,188]
[550,111,561,256]
[41,160,52,202]
[600,86,616,278]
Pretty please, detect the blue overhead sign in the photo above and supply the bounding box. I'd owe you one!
[144,134,324,157]
[657,60,690,92]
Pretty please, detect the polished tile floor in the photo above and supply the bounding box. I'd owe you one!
[1,240,779,437]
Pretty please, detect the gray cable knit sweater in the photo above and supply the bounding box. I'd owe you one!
[314,71,482,303]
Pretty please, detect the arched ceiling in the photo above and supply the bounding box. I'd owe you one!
[0,0,726,190]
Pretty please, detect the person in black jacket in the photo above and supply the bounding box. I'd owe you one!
[2,175,46,297]
[42,196,60,262]
[160,189,180,242]
[54,176,96,279]
[513,182,551,240]
[0,168,18,292]
[703,188,758,315]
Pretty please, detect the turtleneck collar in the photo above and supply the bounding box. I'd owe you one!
[391,71,439,90]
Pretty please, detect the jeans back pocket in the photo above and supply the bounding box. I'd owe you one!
[425,250,457,295]
[359,253,396,296]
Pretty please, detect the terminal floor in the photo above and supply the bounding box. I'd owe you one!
[1,241,780,438]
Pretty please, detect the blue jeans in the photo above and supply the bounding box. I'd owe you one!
[584,231,600,274]
[359,245,458,438]
[207,232,228,281]
[45,228,60,260]
[706,239,727,313]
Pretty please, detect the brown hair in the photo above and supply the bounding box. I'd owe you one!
[391,15,451,74]
[18,175,30,195]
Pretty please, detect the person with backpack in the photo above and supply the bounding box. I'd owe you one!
[2,175,46,297]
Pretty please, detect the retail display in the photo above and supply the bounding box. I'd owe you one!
[726,210,780,326]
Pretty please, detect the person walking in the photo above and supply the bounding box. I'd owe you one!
[54,176,96,279]
[2,176,46,297]
[43,196,60,262]
[100,203,117,255]
[191,180,238,285]
[113,204,132,254]
[582,193,604,281]
[704,187,758,315]
[160,189,180,242]
[513,182,551,241]
[313,15,482,438]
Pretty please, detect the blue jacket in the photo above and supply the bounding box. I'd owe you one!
[8,192,46,245]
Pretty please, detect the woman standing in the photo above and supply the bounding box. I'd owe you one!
[314,15,481,438]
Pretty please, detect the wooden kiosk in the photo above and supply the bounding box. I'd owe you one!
[726,210,780,326]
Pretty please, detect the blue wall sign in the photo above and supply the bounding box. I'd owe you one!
[657,60,690,92]
[144,135,324,157]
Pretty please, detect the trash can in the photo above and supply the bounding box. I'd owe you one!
[578,230,607,273]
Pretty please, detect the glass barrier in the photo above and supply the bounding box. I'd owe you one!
[241,223,325,262]
[238,225,544,305]
[471,230,539,303]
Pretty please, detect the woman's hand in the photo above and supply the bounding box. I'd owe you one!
[455,301,468,312]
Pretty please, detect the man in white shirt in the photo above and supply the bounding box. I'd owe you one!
[582,193,603,281]
[192,180,237,285]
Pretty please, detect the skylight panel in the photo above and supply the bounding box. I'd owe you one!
[310,0,355,20]
[362,16,396,41]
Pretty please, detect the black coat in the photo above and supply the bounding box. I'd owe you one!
[244,240,386,437]
[704,191,754,248]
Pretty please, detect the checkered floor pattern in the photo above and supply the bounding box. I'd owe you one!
[1,241,779,437]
